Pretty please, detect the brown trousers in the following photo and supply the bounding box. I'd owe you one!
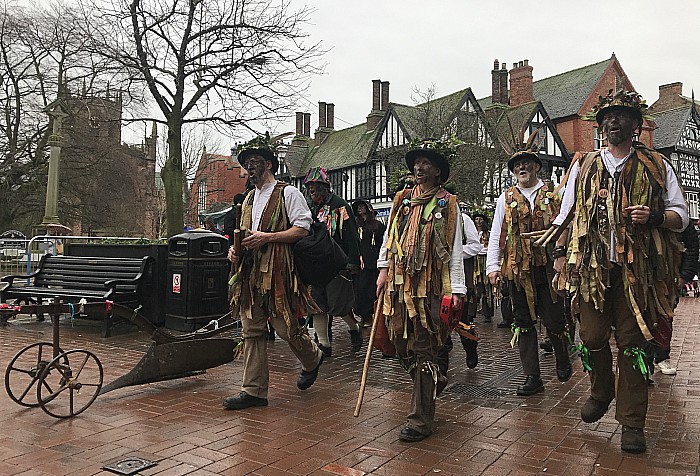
[392,295,446,436]
[240,298,321,399]
[578,266,649,428]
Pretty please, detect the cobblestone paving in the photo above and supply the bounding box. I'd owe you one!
[0,299,698,475]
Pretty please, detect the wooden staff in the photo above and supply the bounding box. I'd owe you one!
[354,295,383,417]
[232,204,243,256]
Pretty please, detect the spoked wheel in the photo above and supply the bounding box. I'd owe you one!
[37,349,103,418]
[5,342,65,408]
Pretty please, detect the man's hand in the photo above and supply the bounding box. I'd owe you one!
[242,230,271,249]
[227,246,239,266]
[376,268,388,297]
[553,256,566,274]
[452,294,464,311]
[488,271,501,287]
[624,205,651,224]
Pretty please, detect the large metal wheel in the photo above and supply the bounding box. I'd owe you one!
[37,349,103,418]
[5,342,65,408]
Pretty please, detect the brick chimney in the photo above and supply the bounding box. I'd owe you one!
[366,79,385,130]
[380,81,390,111]
[316,101,334,144]
[318,101,327,129]
[303,113,310,136]
[295,112,304,136]
[294,112,311,137]
[491,59,509,105]
[509,59,534,107]
[499,63,508,105]
[650,82,685,113]
[326,103,335,129]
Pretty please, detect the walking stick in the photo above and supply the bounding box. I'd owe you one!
[354,296,383,417]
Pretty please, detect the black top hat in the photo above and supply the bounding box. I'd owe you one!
[236,133,279,174]
[471,211,489,225]
[405,138,452,183]
[507,150,542,172]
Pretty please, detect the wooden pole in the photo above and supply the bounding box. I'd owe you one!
[354,297,383,417]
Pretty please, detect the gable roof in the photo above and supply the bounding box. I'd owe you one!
[391,88,473,138]
[478,57,615,120]
[653,106,691,149]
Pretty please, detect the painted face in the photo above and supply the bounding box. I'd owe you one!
[244,154,270,185]
[413,156,441,188]
[512,159,540,187]
[356,204,370,224]
[307,182,330,205]
[474,216,484,229]
[601,108,638,146]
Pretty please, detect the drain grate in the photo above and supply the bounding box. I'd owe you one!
[444,383,505,399]
[103,457,157,475]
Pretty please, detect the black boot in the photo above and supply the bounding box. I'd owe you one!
[516,375,544,396]
[460,334,478,369]
[550,333,572,382]
[349,329,362,353]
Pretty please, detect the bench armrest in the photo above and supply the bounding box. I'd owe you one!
[103,256,152,293]
[1,267,42,286]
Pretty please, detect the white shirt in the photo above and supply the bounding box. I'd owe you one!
[462,213,482,259]
[554,147,689,261]
[251,182,313,232]
[377,201,467,296]
[485,179,545,276]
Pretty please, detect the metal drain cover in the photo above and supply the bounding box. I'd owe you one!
[444,383,505,399]
[103,457,157,475]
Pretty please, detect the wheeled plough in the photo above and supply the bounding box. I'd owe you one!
[3,299,241,418]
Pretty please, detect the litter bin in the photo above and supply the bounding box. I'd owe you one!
[165,231,230,331]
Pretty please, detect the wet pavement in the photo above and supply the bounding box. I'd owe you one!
[0,298,699,475]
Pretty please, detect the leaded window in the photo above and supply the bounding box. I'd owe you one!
[356,163,376,199]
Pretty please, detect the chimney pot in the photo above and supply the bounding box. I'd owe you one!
[513,62,518,68]
[493,59,499,70]
[524,59,529,66]
[501,63,507,70]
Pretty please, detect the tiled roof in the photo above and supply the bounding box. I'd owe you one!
[296,123,376,174]
[392,88,473,138]
[653,106,690,149]
[478,57,614,120]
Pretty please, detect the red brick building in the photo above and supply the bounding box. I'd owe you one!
[187,150,249,226]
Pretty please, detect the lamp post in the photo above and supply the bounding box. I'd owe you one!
[40,100,69,226]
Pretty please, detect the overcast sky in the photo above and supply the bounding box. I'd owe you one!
[259,0,700,141]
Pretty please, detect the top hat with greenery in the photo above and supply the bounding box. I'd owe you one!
[405,136,462,183]
[583,89,652,131]
[237,132,279,173]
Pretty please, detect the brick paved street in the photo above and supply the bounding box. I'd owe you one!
[0,298,698,475]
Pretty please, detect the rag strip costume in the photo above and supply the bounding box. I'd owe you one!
[561,143,684,427]
[488,180,572,383]
[230,181,321,399]
[378,185,465,436]
[472,225,494,320]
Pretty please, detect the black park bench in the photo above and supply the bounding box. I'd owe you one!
[0,254,153,337]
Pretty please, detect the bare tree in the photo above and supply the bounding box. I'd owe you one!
[408,84,502,205]
[84,0,324,236]
[0,0,141,234]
